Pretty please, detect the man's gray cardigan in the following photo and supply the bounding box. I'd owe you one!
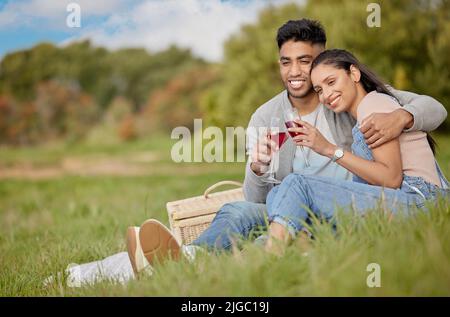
[243,88,447,203]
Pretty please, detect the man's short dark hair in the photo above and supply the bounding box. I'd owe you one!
[276,19,327,49]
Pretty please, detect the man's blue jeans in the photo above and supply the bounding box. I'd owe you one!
[191,201,268,251]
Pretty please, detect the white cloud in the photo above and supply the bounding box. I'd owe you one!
[64,0,305,61]
[0,0,126,28]
[0,9,16,27]
[1,0,305,61]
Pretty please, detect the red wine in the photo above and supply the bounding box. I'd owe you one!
[285,120,304,137]
[270,132,287,148]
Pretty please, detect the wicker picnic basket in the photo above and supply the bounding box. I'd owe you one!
[166,181,244,245]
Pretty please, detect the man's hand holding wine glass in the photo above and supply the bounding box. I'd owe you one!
[250,132,278,176]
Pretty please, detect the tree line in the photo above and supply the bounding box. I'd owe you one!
[0,0,448,145]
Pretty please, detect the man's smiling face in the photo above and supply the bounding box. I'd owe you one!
[279,40,325,99]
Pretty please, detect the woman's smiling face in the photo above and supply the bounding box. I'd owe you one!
[310,63,359,114]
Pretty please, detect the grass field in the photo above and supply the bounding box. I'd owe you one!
[1,134,449,296]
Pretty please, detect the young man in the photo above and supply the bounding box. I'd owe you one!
[129,19,447,272]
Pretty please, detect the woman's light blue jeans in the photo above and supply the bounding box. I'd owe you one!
[265,173,444,238]
[266,126,448,237]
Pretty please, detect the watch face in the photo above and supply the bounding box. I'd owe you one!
[334,149,344,161]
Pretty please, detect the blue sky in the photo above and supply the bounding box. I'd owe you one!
[0,0,303,61]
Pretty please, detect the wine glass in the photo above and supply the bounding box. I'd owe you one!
[263,117,287,184]
[283,107,311,168]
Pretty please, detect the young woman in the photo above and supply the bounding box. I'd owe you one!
[265,49,449,253]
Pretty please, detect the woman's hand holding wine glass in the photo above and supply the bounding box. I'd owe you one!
[283,108,311,167]
[289,119,336,157]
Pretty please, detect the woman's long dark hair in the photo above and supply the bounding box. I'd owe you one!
[311,49,436,154]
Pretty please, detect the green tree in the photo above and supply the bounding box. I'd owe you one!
[0,41,207,144]
[306,0,450,128]
[139,64,221,133]
[203,0,450,130]
[201,4,305,128]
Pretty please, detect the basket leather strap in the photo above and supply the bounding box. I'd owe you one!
[203,181,243,198]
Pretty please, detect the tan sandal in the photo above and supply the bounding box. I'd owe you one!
[139,219,181,265]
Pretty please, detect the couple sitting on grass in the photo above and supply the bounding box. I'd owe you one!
[128,19,449,270]
[63,19,449,285]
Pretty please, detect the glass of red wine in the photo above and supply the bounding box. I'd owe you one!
[283,107,311,167]
[263,117,286,184]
